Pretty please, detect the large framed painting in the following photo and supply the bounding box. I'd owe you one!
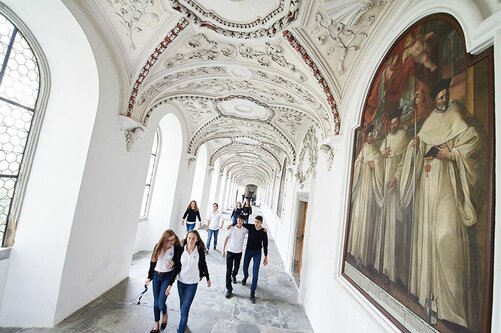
[342,14,494,333]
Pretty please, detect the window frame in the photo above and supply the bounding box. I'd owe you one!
[0,3,50,247]
[139,129,161,220]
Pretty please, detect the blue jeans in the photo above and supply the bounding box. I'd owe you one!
[186,222,195,232]
[231,216,237,226]
[177,281,198,333]
[242,249,262,294]
[206,229,219,249]
[152,272,173,322]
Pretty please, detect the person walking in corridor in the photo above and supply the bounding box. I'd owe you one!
[240,215,268,303]
[174,230,211,333]
[205,202,223,253]
[181,200,201,232]
[242,201,252,224]
[230,201,242,226]
[222,215,248,298]
[145,229,181,333]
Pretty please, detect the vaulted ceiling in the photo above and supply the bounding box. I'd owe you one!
[81,0,395,186]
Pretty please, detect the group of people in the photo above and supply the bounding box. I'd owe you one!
[146,200,268,333]
[349,77,486,330]
[230,200,252,225]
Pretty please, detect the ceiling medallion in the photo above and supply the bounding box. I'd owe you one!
[169,0,301,38]
[217,97,271,121]
[229,66,253,79]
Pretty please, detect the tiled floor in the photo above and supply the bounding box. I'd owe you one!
[1,208,313,333]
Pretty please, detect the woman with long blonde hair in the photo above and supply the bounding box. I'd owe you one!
[145,229,181,333]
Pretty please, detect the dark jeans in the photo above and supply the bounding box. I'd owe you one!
[177,281,198,333]
[231,216,237,226]
[226,251,242,292]
[152,271,173,322]
[206,229,219,249]
[243,215,249,224]
[242,249,262,294]
[186,222,195,232]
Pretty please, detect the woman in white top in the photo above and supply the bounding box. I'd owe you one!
[145,229,181,333]
[173,230,211,333]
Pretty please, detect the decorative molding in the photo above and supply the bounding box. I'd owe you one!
[169,0,301,39]
[164,34,307,81]
[137,67,325,131]
[283,30,340,134]
[296,126,318,186]
[119,115,145,151]
[127,18,189,117]
[187,154,197,169]
[105,0,166,50]
[188,115,296,163]
[210,142,281,168]
[320,143,335,171]
[137,66,226,106]
[172,78,297,104]
[123,126,144,152]
[310,8,378,75]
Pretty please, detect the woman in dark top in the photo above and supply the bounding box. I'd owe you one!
[230,202,242,226]
[241,201,252,224]
[181,200,201,232]
[145,229,182,333]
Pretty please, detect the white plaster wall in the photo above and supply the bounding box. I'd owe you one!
[52,0,150,324]
[0,250,10,312]
[146,103,193,239]
[0,0,100,326]
[206,158,221,216]
[134,113,183,253]
[190,144,208,205]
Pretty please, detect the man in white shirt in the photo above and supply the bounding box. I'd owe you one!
[222,215,248,298]
[205,202,223,254]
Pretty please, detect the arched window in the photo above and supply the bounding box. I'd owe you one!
[140,130,160,218]
[0,5,48,247]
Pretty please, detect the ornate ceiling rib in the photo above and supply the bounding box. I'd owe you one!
[169,0,301,39]
[210,142,281,169]
[283,30,341,134]
[221,155,275,176]
[127,18,189,118]
[143,76,325,133]
[189,115,296,163]
[163,33,308,81]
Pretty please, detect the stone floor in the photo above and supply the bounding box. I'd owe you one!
[1,208,313,333]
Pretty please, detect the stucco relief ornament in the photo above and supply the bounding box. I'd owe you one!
[310,0,389,74]
[106,0,163,50]
[187,154,197,169]
[320,143,335,171]
[124,126,144,152]
[164,34,306,81]
[295,126,318,186]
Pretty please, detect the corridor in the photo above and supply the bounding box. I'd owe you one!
[0,208,312,333]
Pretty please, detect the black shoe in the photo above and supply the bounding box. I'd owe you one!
[232,276,237,284]
[241,278,247,286]
[150,328,159,333]
[250,294,256,303]
[225,290,232,299]
[214,245,216,250]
